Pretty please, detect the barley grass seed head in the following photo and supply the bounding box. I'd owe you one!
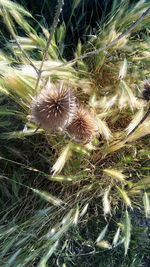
[30,81,77,131]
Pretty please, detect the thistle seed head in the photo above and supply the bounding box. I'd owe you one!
[67,105,98,143]
[142,79,150,101]
[30,82,76,131]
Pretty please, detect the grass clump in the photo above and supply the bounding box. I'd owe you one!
[0,0,150,266]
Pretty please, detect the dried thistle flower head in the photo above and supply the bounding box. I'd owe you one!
[30,81,76,131]
[67,105,98,143]
[142,79,150,101]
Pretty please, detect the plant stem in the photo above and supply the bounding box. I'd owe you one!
[34,0,64,92]
[42,7,150,71]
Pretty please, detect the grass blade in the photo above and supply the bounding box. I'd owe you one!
[112,227,121,247]
[37,241,59,267]
[103,186,111,216]
[96,224,108,243]
[119,58,127,79]
[124,210,131,256]
[7,248,22,266]
[143,192,150,218]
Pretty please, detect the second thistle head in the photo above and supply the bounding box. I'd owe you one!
[30,81,76,131]
[67,105,98,143]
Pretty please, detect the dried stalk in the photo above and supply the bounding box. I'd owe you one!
[42,6,150,71]
[34,0,64,91]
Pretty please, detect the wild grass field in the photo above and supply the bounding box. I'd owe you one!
[0,0,150,266]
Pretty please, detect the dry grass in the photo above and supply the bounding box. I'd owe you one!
[0,0,150,266]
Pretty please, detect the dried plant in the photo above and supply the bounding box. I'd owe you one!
[0,0,150,266]
[30,81,76,131]
[67,105,98,143]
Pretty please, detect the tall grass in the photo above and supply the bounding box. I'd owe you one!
[0,0,150,265]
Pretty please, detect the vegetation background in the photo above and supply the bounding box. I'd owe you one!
[0,0,150,266]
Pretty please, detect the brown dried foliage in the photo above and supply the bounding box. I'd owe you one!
[30,82,76,131]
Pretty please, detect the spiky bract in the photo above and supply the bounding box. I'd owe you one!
[67,105,98,143]
[30,82,76,131]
